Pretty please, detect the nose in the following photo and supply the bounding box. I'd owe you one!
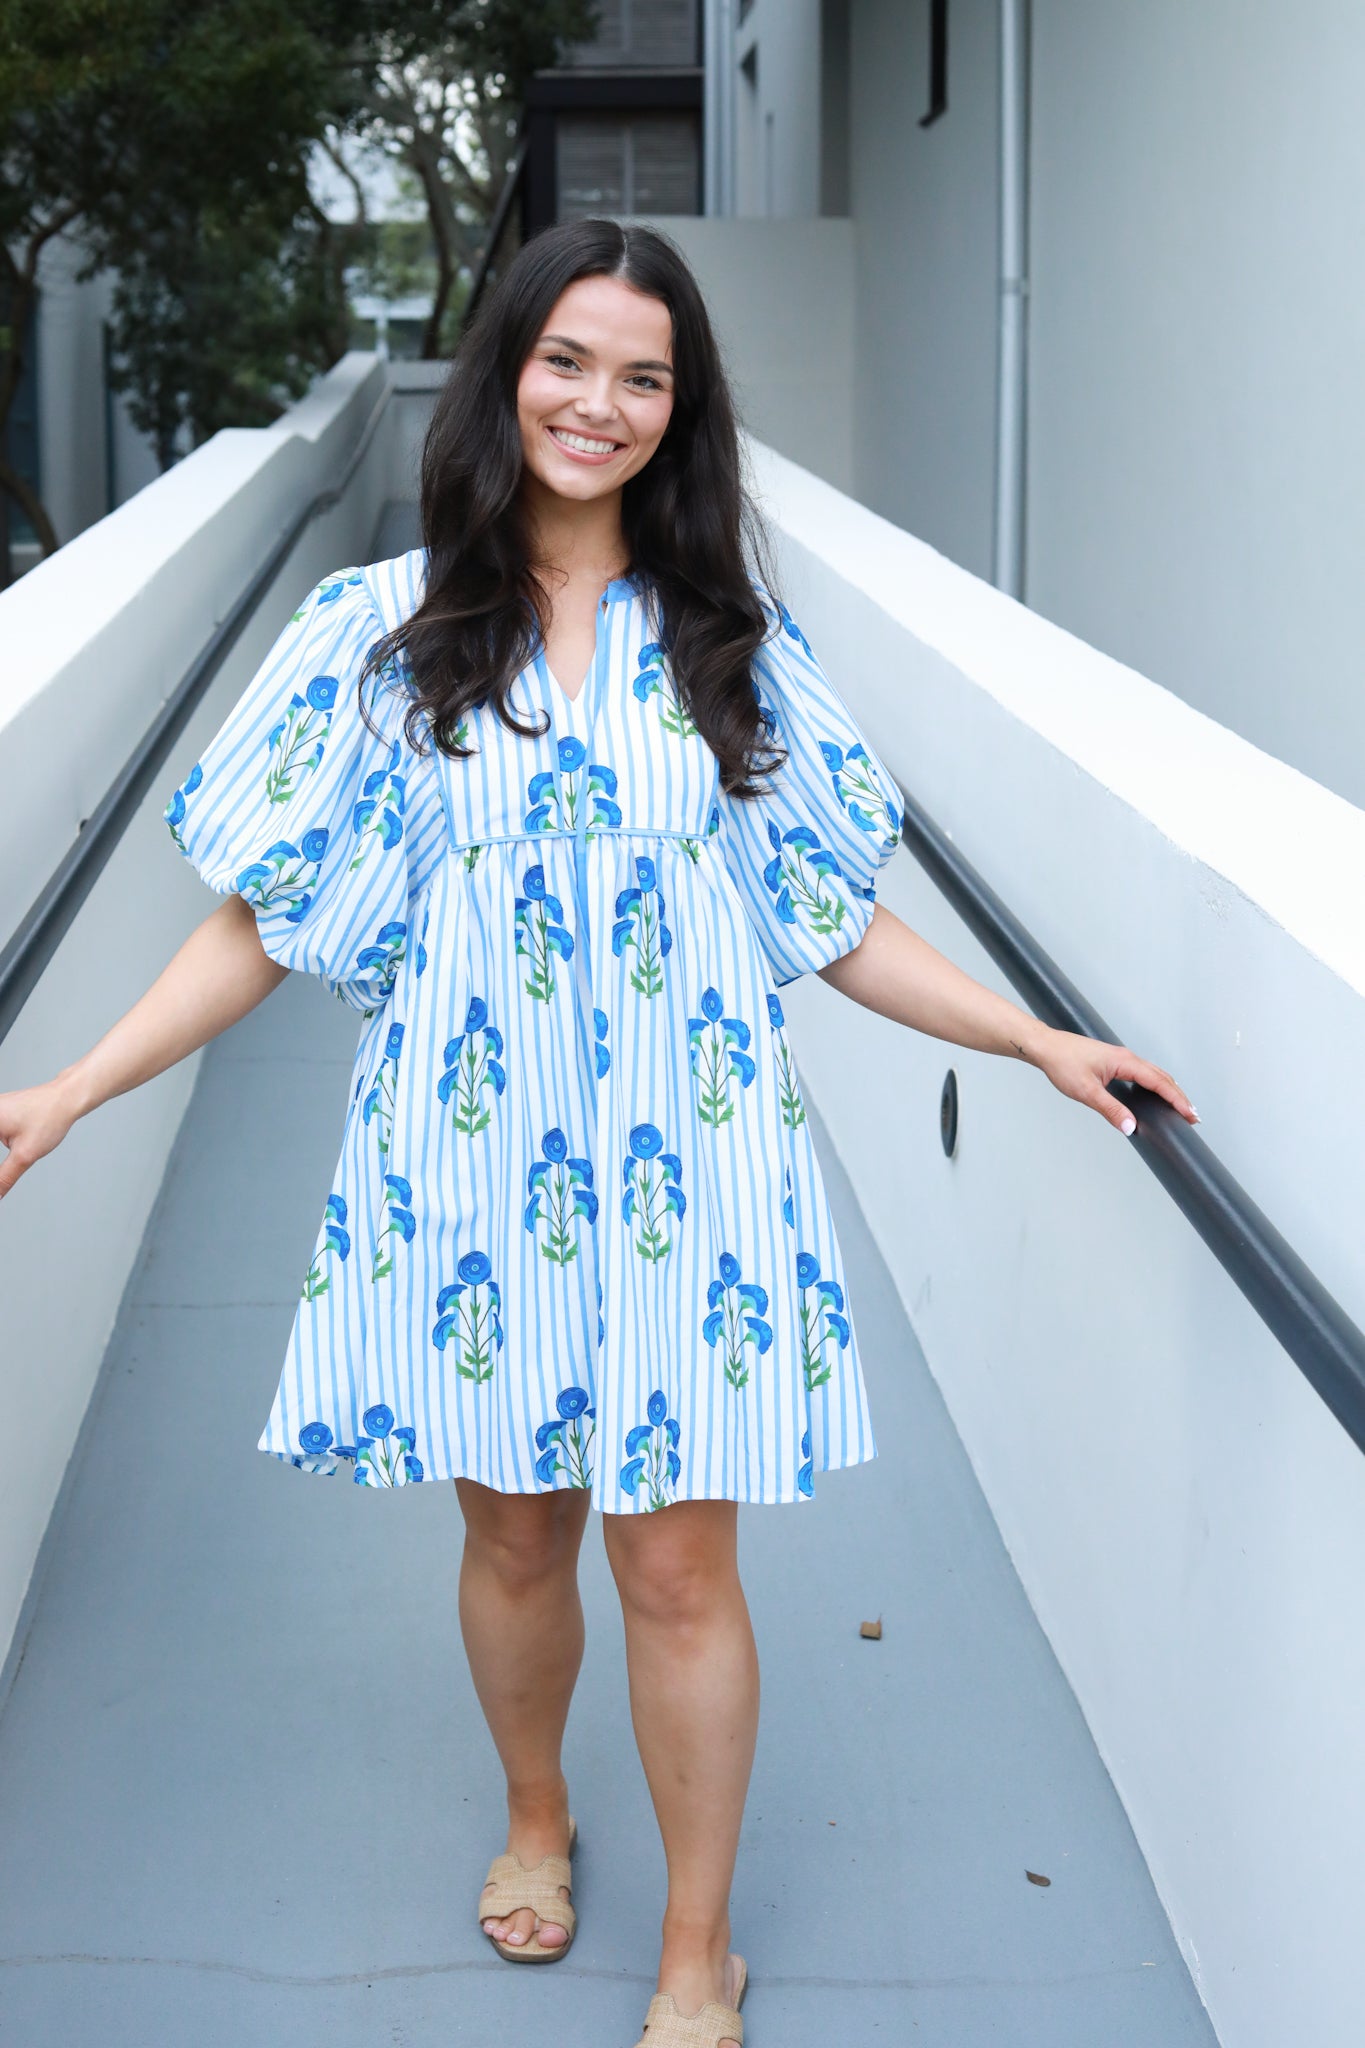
[572,374,620,425]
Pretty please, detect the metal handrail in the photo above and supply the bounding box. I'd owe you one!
[462,134,529,334]
[895,780,1365,1454]
[0,383,392,1047]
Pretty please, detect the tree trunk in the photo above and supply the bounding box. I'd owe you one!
[406,127,482,360]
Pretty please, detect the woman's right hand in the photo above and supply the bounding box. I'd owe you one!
[0,1074,83,1198]
[0,895,289,1203]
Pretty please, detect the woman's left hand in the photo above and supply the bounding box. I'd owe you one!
[1031,1027,1199,1138]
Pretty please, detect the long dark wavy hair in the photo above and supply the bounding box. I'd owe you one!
[361,216,788,798]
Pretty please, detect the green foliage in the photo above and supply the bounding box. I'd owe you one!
[106,202,357,465]
[0,0,599,553]
[345,0,599,356]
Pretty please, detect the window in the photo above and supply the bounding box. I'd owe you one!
[557,114,701,216]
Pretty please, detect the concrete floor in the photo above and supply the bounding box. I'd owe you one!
[0,961,1219,2046]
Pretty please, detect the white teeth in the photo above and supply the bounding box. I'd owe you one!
[549,427,621,455]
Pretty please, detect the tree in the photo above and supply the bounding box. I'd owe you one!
[0,0,599,556]
[0,0,369,552]
[345,0,597,357]
[106,202,353,469]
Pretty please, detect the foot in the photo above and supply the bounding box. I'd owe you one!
[481,1792,573,1951]
[653,1945,745,2046]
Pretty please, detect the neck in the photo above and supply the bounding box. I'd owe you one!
[522,477,630,585]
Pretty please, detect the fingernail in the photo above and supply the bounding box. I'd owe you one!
[1121,1115,1136,1136]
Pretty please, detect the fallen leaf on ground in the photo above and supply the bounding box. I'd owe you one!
[1025,1870,1051,1887]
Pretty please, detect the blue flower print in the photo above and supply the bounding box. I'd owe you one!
[797,1427,815,1498]
[372,1173,416,1282]
[782,1163,796,1230]
[621,1122,685,1262]
[302,1192,350,1300]
[612,855,672,997]
[796,1251,851,1391]
[582,759,623,835]
[437,995,506,1135]
[702,1252,773,1392]
[354,919,409,1002]
[681,796,722,865]
[300,570,363,616]
[292,1419,351,1475]
[761,821,849,944]
[596,1276,605,1348]
[534,1385,597,1488]
[632,641,697,739]
[767,992,806,1129]
[525,1128,598,1264]
[265,676,337,805]
[593,1006,611,1080]
[515,864,573,1002]
[350,736,406,870]
[778,604,812,657]
[353,1402,425,1487]
[164,761,204,853]
[819,739,903,849]
[524,738,582,834]
[620,1388,682,1511]
[362,1022,404,1157]
[432,1250,504,1383]
[525,739,622,836]
[415,905,429,978]
[234,828,329,924]
[688,985,755,1126]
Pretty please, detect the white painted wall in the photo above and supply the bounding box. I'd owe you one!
[614,214,856,493]
[0,355,398,1681]
[1027,0,1365,811]
[746,442,1365,2048]
[732,0,823,218]
[28,237,160,561]
[847,0,1001,580]
[706,2,1365,810]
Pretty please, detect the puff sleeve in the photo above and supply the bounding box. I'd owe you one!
[716,594,905,987]
[162,568,449,1014]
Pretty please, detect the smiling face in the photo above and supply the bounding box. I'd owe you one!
[516,273,676,508]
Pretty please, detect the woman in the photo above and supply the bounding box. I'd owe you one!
[0,219,1196,2047]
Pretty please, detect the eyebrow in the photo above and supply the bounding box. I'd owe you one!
[540,333,674,375]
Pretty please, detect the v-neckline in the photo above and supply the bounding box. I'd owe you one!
[536,572,640,717]
[544,661,587,708]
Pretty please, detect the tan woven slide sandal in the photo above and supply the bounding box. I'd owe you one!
[478,1816,578,1962]
[632,1955,748,2045]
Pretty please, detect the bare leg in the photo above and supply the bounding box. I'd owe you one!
[457,1478,591,1951]
[603,1501,757,2044]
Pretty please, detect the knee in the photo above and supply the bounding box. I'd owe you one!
[463,1493,583,1592]
[607,1513,735,1629]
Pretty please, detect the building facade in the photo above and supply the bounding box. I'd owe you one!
[664,0,1365,813]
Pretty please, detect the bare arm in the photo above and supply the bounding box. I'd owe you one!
[819,903,1199,1137]
[0,894,288,1199]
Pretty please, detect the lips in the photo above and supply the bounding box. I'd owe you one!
[547,425,626,458]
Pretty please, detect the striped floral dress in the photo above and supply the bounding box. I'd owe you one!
[163,550,904,1511]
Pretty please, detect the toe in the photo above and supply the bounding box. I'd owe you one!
[537,1920,567,1949]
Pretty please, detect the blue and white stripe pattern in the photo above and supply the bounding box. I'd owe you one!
[164,549,904,1510]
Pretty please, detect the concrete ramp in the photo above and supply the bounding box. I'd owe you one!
[0,970,1216,2045]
